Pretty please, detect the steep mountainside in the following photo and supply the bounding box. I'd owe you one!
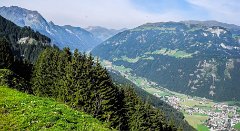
[0,15,51,62]
[92,22,240,101]
[85,26,126,41]
[0,6,100,51]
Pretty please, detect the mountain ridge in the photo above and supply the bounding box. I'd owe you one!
[0,14,51,63]
[0,6,101,51]
[85,26,127,41]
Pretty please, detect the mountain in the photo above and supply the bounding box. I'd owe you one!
[0,15,179,130]
[0,14,51,62]
[92,21,240,101]
[0,6,100,51]
[85,26,127,41]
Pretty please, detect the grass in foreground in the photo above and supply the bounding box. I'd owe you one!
[234,123,240,131]
[0,86,111,131]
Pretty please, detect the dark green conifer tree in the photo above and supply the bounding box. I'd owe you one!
[31,48,176,131]
[32,48,58,97]
[91,59,122,126]
[57,47,72,102]
[0,37,14,69]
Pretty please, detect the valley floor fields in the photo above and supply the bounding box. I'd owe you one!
[101,60,240,131]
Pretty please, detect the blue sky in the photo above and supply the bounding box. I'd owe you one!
[130,0,211,20]
[0,0,239,29]
[132,0,193,14]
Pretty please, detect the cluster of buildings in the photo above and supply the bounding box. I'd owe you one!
[162,96,182,110]
[153,94,240,131]
[206,104,240,131]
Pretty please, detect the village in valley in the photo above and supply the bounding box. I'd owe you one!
[157,94,240,131]
[101,60,240,131]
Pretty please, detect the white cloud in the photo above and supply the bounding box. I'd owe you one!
[0,0,239,29]
[186,0,240,25]
[0,0,191,29]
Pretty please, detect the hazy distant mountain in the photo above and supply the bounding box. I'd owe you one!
[0,6,101,51]
[85,26,127,41]
[92,21,240,101]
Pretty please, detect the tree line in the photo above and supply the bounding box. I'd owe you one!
[31,47,177,130]
[0,35,179,130]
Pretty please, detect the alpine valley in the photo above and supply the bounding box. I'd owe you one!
[92,21,240,101]
[1,2,240,131]
[0,12,191,131]
[0,10,194,131]
[92,21,240,130]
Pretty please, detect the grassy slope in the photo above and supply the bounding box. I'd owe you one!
[0,86,111,131]
[234,123,240,131]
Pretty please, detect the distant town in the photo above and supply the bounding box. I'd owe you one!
[156,94,240,131]
[103,60,240,131]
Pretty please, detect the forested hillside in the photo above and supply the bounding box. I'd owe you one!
[0,15,51,63]
[0,43,179,130]
[31,48,177,130]
[109,71,195,131]
[92,22,240,101]
[0,13,195,131]
[0,14,52,83]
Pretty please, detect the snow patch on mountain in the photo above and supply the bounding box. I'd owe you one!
[65,28,74,34]
[46,27,53,35]
[207,27,226,37]
[203,32,208,37]
[220,43,233,50]
[220,43,240,50]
